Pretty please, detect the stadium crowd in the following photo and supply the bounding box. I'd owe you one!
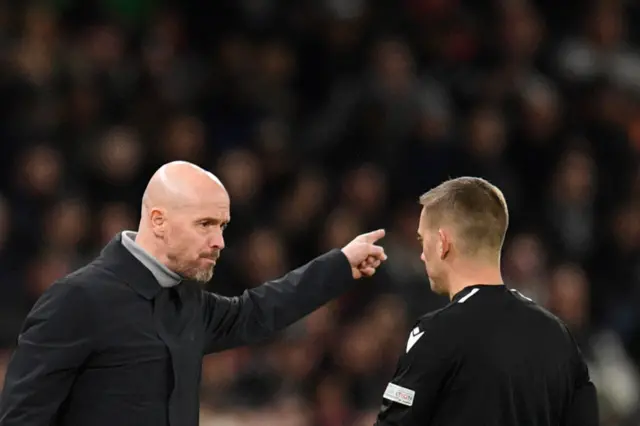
[1,0,640,424]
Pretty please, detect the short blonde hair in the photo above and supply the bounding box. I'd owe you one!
[419,177,508,256]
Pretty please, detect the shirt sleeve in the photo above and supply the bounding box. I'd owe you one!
[375,316,456,426]
[564,343,599,426]
[200,249,353,353]
[0,282,96,426]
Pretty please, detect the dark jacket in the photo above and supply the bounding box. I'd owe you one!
[375,285,599,426]
[0,233,354,426]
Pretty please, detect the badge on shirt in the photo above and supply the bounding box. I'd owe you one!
[383,382,415,406]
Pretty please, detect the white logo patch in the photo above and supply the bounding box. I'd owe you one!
[383,382,415,406]
[406,327,424,353]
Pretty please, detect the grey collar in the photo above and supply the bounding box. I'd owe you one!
[120,231,182,288]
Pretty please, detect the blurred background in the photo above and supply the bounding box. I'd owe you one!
[0,0,639,424]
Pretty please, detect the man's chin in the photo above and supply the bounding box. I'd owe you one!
[181,266,214,283]
[194,268,214,283]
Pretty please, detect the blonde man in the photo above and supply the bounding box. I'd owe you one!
[375,177,598,426]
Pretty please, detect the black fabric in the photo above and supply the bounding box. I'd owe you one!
[0,233,354,426]
[155,286,188,338]
[375,285,599,426]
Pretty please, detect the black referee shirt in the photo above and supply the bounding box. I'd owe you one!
[375,284,598,426]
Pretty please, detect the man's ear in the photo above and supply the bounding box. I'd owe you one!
[438,228,450,260]
[150,208,166,237]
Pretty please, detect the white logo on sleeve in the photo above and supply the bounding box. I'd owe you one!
[406,327,424,353]
[383,382,415,406]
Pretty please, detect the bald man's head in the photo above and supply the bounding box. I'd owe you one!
[142,161,227,213]
[136,161,230,283]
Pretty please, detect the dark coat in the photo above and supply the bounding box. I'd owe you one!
[0,233,353,426]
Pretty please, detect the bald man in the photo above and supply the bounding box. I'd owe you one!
[0,162,387,426]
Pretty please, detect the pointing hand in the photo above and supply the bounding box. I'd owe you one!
[341,229,387,279]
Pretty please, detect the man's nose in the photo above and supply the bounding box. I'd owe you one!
[211,231,225,250]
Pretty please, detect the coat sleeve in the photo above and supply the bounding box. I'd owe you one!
[0,281,95,426]
[375,317,455,426]
[201,249,353,353]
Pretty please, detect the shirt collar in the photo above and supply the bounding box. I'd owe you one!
[120,230,182,288]
[451,284,506,303]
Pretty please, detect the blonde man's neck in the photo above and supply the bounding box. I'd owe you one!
[446,258,504,300]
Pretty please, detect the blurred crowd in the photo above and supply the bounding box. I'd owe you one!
[1,0,640,424]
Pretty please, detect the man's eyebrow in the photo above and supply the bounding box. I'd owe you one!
[197,217,226,223]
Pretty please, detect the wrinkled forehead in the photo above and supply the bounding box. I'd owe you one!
[203,195,230,217]
[203,199,230,213]
[182,189,231,218]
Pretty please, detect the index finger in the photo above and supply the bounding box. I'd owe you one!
[358,229,386,244]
